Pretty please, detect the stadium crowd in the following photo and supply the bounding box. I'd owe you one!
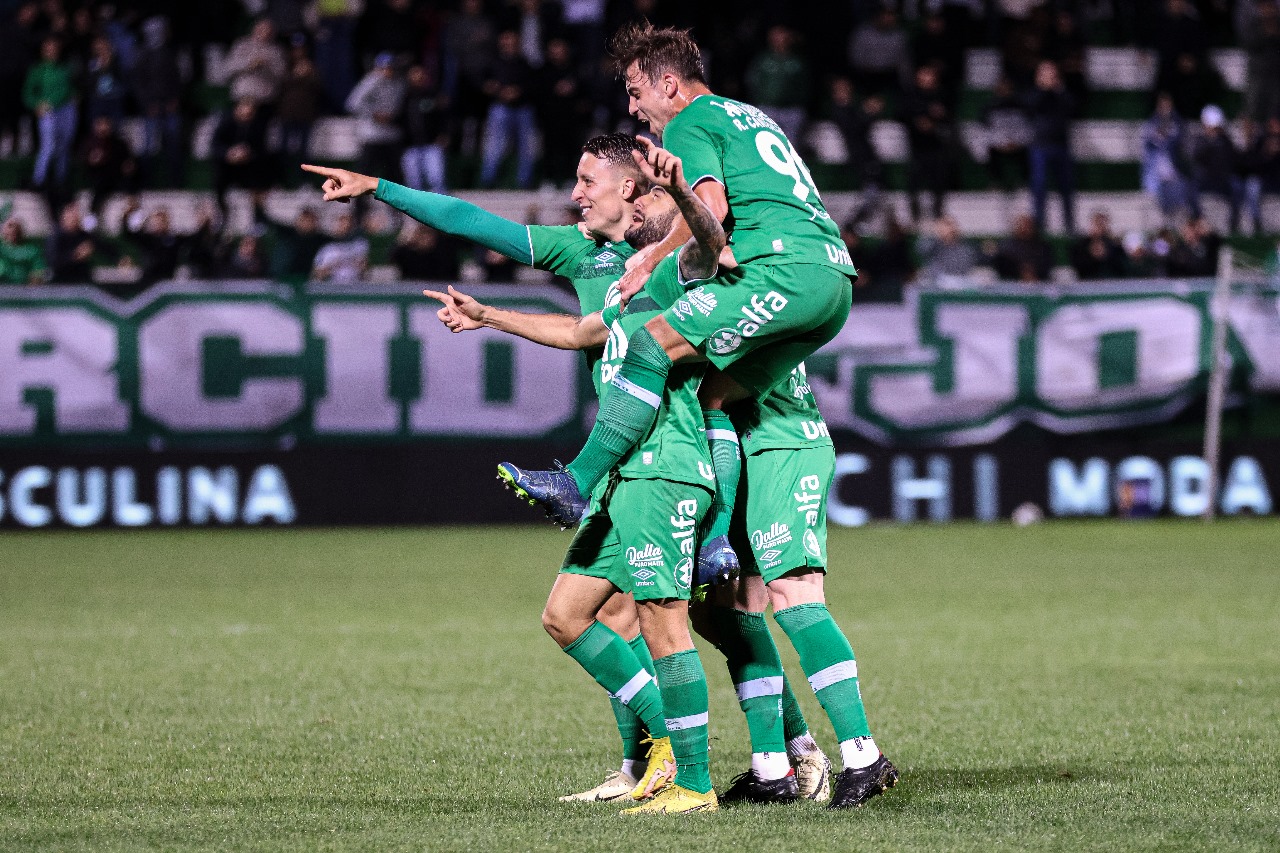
[2,0,1280,290]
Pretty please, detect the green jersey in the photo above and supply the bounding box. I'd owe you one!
[661,95,857,275]
[603,253,714,487]
[529,225,635,399]
[733,363,834,455]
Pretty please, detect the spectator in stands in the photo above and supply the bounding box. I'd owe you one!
[1025,59,1076,234]
[1241,1,1280,123]
[901,64,956,222]
[277,56,324,179]
[1189,104,1245,234]
[79,116,138,215]
[1244,117,1280,221]
[45,201,119,284]
[912,12,965,110]
[211,100,273,218]
[983,76,1032,192]
[392,223,461,280]
[0,3,41,159]
[226,19,288,108]
[443,0,496,152]
[0,217,47,285]
[1167,215,1221,277]
[85,37,129,123]
[315,0,362,112]
[1070,210,1127,280]
[312,211,369,283]
[1157,52,1226,122]
[121,202,190,284]
[24,37,78,193]
[133,16,185,188]
[917,215,980,287]
[745,25,810,148]
[534,38,588,187]
[990,212,1054,282]
[1121,231,1166,278]
[508,0,562,71]
[219,234,269,279]
[1152,0,1208,83]
[560,0,607,79]
[852,214,915,302]
[1141,92,1193,220]
[828,77,885,225]
[347,52,407,185]
[479,30,537,189]
[253,194,328,282]
[1047,10,1088,112]
[848,8,909,97]
[400,65,451,193]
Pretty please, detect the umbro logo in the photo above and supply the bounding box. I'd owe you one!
[632,567,657,583]
[760,549,782,562]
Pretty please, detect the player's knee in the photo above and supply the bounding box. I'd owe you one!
[541,604,576,647]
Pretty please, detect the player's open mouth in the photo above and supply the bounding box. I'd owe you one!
[631,212,644,224]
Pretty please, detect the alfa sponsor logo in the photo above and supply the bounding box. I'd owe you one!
[803,528,822,558]
[735,292,788,338]
[671,498,699,558]
[698,461,716,481]
[627,543,664,568]
[751,522,792,551]
[795,474,823,526]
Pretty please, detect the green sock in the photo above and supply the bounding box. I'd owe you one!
[701,410,741,542]
[564,621,668,740]
[654,649,713,794]
[710,607,785,758]
[608,634,659,761]
[566,328,671,494]
[774,603,871,742]
[780,673,811,743]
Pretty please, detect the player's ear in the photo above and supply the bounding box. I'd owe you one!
[662,72,679,98]
[620,176,638,201]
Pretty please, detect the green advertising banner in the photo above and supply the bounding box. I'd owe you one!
[2,280,1278,449]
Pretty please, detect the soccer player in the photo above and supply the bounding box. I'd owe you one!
[302,136,675,804]
[432,172,727,814]
[499,21,855,555]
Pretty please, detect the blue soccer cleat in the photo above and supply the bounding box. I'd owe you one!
[496,462,588,529]
[695,534,740,587]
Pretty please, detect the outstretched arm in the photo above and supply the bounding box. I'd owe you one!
[301,164,533,263]
[424,286,609,350]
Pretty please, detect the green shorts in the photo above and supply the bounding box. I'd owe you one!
[729,446,836,584]
[665,263,853,396]
[561,476,713,601]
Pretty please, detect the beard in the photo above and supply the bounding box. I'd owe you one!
[624,208,678,250]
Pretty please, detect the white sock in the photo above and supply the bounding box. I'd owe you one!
[620,758,645,780]
[751,751,792,780]
[840,736,879,770]
[786,732,820,759]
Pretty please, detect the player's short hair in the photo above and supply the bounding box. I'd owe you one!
[609,21,706,85]
[582,133,649,190]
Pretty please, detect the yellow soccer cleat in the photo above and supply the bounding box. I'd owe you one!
[558,770,639,803]
[620,784,719,815]
[631,737,677,800]
[792,748,833,802]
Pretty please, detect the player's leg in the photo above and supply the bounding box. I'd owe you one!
[753,448,897,808]
[696,370,749,585]
[615,478,718,815]
[596,590,657,788]
[552,499,671,800]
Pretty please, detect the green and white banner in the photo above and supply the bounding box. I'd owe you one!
[2,280,1277,449]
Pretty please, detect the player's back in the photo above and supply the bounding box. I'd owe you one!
[662,95,856,275]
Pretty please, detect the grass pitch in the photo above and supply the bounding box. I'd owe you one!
[1,520,1277,851]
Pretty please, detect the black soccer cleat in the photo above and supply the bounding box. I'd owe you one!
[719,769,800,805]
[695,534,741,587]
[496,462,588,529]
[828,754,899,809]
